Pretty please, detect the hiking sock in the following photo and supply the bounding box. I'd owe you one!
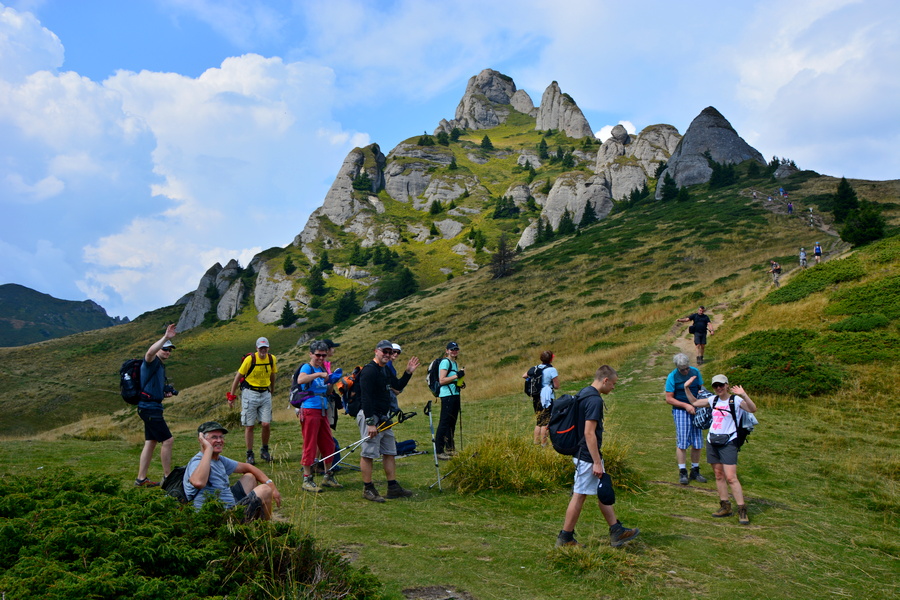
[364,482,377,492]
[558,529,575,542]
[387,480,398,487]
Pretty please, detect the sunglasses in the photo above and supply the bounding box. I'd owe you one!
[380,348,397,355]
[313,353,328,358]
[160,348,172,352]
[712,382,726,388]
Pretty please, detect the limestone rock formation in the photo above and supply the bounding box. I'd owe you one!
[593,124,681,200]
[510,89,537,116]
[535,82,594,139]
[176,263,222,331]
[435,69,518,133]
[656,107,764,198]
[216,279,244,320]
[319,144,386,226]
[253,261,297,325]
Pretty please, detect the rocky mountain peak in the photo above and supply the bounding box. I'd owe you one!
[535,81,594,139]
[655,106,764,197]
[435,68,529,133]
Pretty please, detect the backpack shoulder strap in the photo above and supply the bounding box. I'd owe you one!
[728,395,739,425]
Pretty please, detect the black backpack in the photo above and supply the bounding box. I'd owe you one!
[524,364,548,398]
[773,262,782,274]
[119,359,144,405]
[239,353,275,389]
[426,358,444,397]
[726,396,753,449]
[161,466,189,503]
[337,365,363,415]
[548,392,585,456]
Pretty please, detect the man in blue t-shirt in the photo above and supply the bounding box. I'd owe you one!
[183,421,281,521]
[135,323,177,487]
[664,353,707,485]
[556,365,640,549]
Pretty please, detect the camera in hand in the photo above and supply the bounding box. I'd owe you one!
[164,384,179,396]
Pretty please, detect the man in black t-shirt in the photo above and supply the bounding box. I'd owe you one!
[677,306,715,365]
[556,365,640,549]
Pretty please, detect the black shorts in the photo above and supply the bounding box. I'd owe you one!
[231,482,264,521]
[138,408,172,442]
[693,332,708,346]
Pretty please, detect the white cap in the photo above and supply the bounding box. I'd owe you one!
[392,343,402,353]
[256,337,270,348]
[711,374,729,386]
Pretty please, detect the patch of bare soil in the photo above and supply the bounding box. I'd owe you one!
[402,585,477,600]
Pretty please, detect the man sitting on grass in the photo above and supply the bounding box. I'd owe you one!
[184,421,282,520]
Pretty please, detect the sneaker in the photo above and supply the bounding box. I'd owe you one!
[609,523,640,548]
[246,450,255,465]
[301,477,321,493]
[386,484,414,499]
[678,468,689,485]
[555,531,582,548]
[260,446,272,463]
[738,504,750,525]
[689,466,707,483]
[134,478,159,487]
[321,472,343,489]
[363,487,385,503]
[437,453,452,461]
[713,500,733,518]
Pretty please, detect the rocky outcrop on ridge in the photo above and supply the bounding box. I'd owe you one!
[435,69,519,133]
[176,263,221,331]
[535,82,594,139]
[594,124,681,200]
[319,144,386,226]
[517,172,612,249]
[253,261,307,325]
[216,279,244,320]
[510,89,537,117]
[655,107,764,198]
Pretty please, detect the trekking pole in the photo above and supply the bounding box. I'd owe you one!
[313,411,416,468]
[423,401,442,491]
[429,451,478,489]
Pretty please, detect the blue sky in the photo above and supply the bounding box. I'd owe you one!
[1,0,898,319]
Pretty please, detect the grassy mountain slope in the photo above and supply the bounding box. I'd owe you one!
[1,176,898,598]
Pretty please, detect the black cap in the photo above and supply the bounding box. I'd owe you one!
[198,421,228,435]
[323,339,340,348]
[376,339,393,350]
[446,341,459,350]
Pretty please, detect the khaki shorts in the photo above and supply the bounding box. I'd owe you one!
[355,411,397,459]
[241,389,272,427]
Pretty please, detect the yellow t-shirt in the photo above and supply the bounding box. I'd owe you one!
[239,352,277,389]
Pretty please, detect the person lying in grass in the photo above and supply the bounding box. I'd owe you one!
[184,421,282,521]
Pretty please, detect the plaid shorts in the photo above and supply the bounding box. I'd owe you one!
[672,408,704,449]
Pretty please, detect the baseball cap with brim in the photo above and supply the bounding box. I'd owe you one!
[161,341,176,350]
[392,343,402,353]
[446,341,460,350]
[198,421,228,435]
[711,374,729,386]
[376,339,393,350]
[323,339,340,348]
[256,337,269,348]
[597,472,615,505]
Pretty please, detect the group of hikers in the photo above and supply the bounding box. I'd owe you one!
[767,241,823,287]
[132,310,757,547]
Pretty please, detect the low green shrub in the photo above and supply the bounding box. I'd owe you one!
[727,328,818,354]
[495,355,522,367]
[765,255,866,304]
[815,331,900,364]
[586,341,624,353]
[725,350,844,397]
[827,313,891,332]
[825,275,900,319]
[0,473,385,600]
[448,432,640,494]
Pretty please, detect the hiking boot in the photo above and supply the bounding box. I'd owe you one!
[738,504,750,525]
[713,500,733,518]
[555,530,582,548]
[697,356,704,365]
[246,450,255,465]
[678,468,689,485]
[386,483,414,499]
[437,453,452,461]
[689,466,708,483]
[609,522,640,548]
[301,477,321,493]
[363,487,385,503]
[321,472,343,489]
[134,478,159,487]
[260,446,272,463]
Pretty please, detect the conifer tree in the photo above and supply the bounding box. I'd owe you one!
[832,177,860,223]
[282,255,296,275]
[481,135,494,150]
[490,233,515,279]
[306,266,326,296]
[279,300,298,327]
[333,289,361,324]
[317,250,333,272]
[579,200,598,228]
[557,209,576,235]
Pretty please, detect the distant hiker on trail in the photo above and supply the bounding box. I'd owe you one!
[787,201,793,215]
[228,337,276,465]
[799,248,808,269]
[135,323,177,487]
[523,350,558,446]
[184,421,281,521]
[767,260,782,288]
[814,242,822,264]
[436,341,464,460]
[556,365,640,549]
[664,353,708,486]
[683,374,757,525]
[676,306,714,365]
[357,340,420,502]
[294,340,342,493]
